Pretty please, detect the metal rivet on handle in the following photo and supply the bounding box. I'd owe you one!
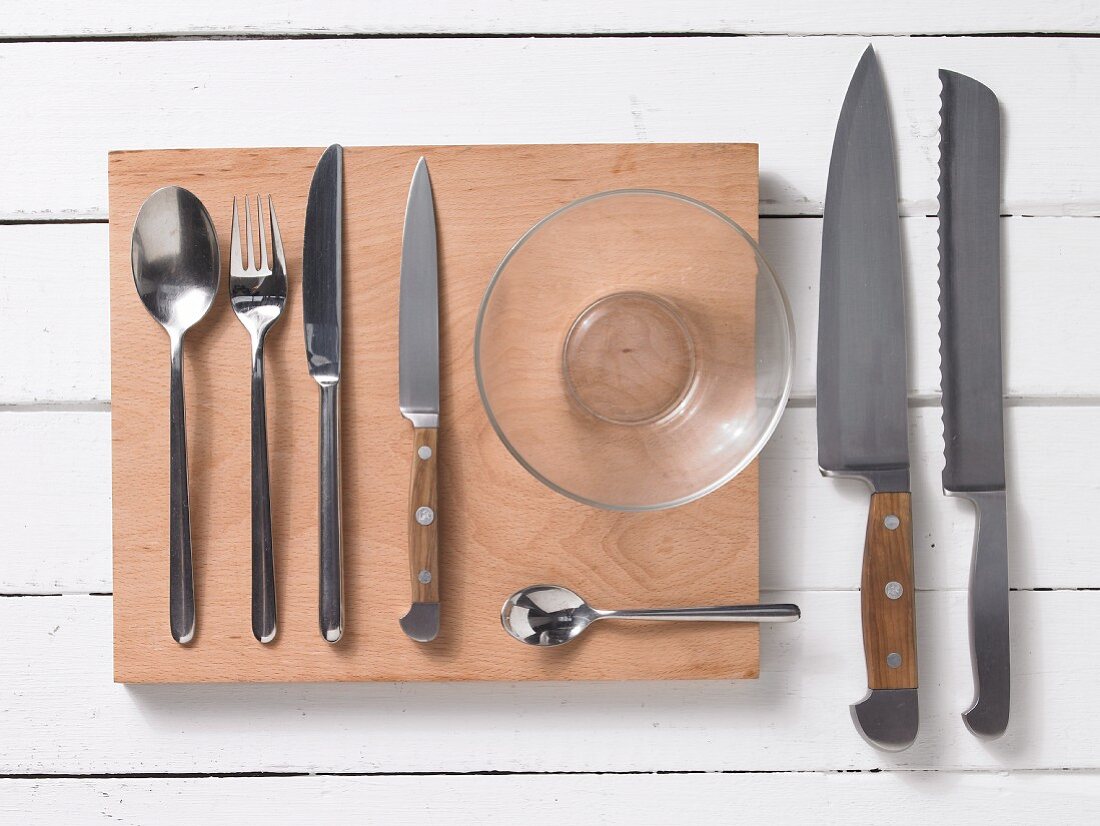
[884,514,900,531]
[418,445,432,460]
[885,581,903,600]
[415,506,435,526]
[886,652,902,669]
[418,569,432,584]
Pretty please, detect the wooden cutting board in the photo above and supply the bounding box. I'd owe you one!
[109,144,760,683]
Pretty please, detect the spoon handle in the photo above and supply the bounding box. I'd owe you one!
[318,381,343,643]
[250,335,277,644]
[601,604,801,623]
[168,334,196,644]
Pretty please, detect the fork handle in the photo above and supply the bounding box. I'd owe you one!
[168,332,195,644]
[318,381,343,643]
[250,335,277,644]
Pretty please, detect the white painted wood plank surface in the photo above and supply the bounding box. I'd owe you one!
[1,1,1098,38]
[3,772,1098,824]
[1,38,1099,219]
[0,590,1093,772]
[2,404,1095,594]
[3,216,1096,405]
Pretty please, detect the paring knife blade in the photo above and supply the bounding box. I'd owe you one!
[398,157,441,643]
[938,70,1010,738]
[303,144,345,643]
[818,46,919,751]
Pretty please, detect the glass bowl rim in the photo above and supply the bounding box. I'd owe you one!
[473,187,796,511]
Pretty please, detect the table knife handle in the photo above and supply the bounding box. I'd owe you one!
[962,490,1010,737]
[408,427,440,604]
[168,333,195,645]
[318,382,343,643]
[861,492,918,689]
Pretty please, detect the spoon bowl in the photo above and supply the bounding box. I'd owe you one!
[501,584,801,647]
[132,186,220,334]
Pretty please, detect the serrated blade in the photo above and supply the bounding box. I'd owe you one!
[939,71,1005,493]
[399,157,440,426]
[818,46,910,493]
[303,144,344,383]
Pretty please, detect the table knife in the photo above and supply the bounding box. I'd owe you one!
[398,157,441,643]
[303,144,345,643]
[818,46,919,751]
[939,70,1010,738]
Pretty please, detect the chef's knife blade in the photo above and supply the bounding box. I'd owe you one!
[939,69,1010,738]
[398,157,441,643]
[303,144,345,643]
[818,46,918,751]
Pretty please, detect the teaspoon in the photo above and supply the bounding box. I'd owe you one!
[502,584,800,647]
[131,186,220,644]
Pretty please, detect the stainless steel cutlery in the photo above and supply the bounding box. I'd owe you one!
[130,186,220,645]
[938,70,1011,738]
[303,144,346,644]
[398,157,442,643]
[230,195,288,645]
[818,46,919,752]
[502,585,800,647]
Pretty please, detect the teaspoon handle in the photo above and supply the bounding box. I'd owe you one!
[601,604,801,623]
[168,333,196,644]
[318,381,343,643]
[250,336,277,644]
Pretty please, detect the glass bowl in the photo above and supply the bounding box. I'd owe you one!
[474,189,793,511]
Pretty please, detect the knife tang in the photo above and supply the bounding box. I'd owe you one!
[860,492,918,688]
[407,428,440,604]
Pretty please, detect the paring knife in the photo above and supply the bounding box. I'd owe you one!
[303,144,345,643]
[818,46,919,751]
[939,70,1010,738]
[398,157,441,643]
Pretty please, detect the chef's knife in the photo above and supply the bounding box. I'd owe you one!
[818,46,919,751]
[398,157,441,643]
[939,70,1010,738]
[303,144,345,643]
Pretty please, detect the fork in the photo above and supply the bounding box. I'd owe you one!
[230,196,288,644]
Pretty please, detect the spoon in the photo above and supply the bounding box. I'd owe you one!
[502,584,800,647]
[131,186,220,644]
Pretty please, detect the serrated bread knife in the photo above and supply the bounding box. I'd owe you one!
[818,46,919,751]
[398,157,442,643]
[303,144,345,643]
[939,70,1010,738]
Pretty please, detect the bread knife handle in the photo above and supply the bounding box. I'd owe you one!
[960,489,1010,737]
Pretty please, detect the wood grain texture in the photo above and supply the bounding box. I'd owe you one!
[4,772,1099,824]
[109,143,761,683]
[407,427,439,604]
[861,492,918,689]
[2,1,1097,38]
[7,38,1100,220]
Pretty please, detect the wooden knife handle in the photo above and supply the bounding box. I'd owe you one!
[408,427,440,603]
[861,492,918,688]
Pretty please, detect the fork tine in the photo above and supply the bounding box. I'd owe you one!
[256,194,269,273]
[268,196,286,276]
[244,195,256,271]
[230,197,242,271]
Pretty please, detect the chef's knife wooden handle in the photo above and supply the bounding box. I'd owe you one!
[408,427,440,603]
[861,492,918,689]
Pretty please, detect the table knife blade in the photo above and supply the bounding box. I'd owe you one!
[398,156,441,643]
[818,46,918,751]
[303,144,345,643]
[939,69,1010,738]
